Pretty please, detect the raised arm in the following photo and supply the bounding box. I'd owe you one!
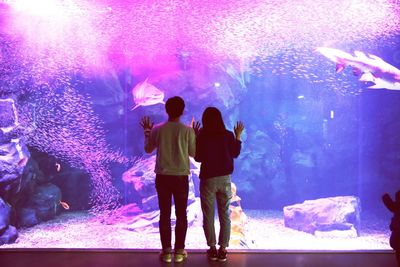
[234,121,244,141]
[140,116,156,153]
[230,121,244,158]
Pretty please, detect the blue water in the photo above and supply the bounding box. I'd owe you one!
[1,15,399,249]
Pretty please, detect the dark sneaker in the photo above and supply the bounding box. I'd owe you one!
[174,249,188,263]
[159,248,172,263]
[207,247,218,261]
[217,248,227,262]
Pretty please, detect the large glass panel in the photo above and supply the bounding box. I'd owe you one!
[0,0,399,250]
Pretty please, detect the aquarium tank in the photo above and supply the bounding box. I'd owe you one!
[0,0,399,250]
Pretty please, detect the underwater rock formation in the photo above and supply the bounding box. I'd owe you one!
[13,156,66,227]
[0,224,17,245]
[18,207,38,227]
[0,197,11,234]
[0,98,30,200]
[51,167,91,211]
[283,196,361,237]
[230,182,248,247]
[0,98,28,244]
[0,198,17,245]
[0,98,65,244]
[123,155,198,211]
[120,155,202,231]
[26,183,62,222]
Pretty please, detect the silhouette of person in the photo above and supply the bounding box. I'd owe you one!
[382,191,400,267]
[140,96,196,263]
[193,106,244,262]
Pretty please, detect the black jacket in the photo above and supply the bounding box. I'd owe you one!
[195,129,241,179]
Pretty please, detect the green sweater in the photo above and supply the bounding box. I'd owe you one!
[145,121,196,175]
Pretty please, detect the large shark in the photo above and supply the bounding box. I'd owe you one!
[315,47,400,90]
[131,78,165,110]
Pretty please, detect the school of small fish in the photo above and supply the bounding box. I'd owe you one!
[15,82,129,212]
[2,0,399,84]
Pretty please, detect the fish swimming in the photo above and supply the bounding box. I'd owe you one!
[55,162,61,172]
[315,47,400,90]
[60,201,70,210]
[131,78,165,110]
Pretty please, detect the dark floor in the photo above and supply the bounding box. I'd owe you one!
[0,249,397,267]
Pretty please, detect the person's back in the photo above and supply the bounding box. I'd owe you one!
[195,129,240,179]
[140,96,195,263]
[193,106,244,262]
[148,121,195,175]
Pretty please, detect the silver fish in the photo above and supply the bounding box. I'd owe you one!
[315,47,400,90]
[131,78,165,110]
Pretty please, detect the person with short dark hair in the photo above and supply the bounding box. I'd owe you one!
[193,106,244,262]
[140,96,196,263]
[382,191,400,267]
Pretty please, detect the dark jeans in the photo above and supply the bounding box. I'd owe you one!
[155,174,189,250]
[200,175,232,247]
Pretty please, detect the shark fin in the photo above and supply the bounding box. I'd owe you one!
[336,64,345,73]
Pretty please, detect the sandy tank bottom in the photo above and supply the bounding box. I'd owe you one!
[0,210,392,250]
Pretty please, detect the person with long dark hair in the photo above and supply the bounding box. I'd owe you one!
[194,107,244,262]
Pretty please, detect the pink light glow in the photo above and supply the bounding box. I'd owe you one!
[10,0,69,17]
[3,0,399,80]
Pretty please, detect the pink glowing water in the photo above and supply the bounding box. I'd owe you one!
[3,0,400,79]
